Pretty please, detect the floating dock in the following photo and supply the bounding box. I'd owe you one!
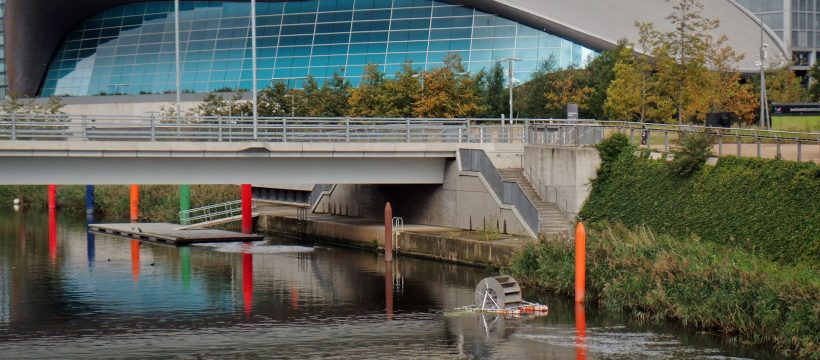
[89,223,264,245]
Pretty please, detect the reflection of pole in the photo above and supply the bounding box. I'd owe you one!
[241,184,253,234]
[384,202,393,262]
[575,303,587,360]
[385,262,394,321]
[242,252,253,316]
[87,212,95,270]
[575,222,586,303]
[180,246,191,289]
[48,207,57,266]
[131,240,140,283]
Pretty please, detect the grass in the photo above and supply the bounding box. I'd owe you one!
[772,116,820,132]
[0,185,240,222]
[509,223,819,358]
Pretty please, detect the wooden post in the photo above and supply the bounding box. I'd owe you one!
[241,184,253,234]
[575,222,586,303]
[384,202,393,262]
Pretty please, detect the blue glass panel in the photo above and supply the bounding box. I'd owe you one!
[40,0,596,97]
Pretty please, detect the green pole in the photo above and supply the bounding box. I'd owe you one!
[180,184,191,224]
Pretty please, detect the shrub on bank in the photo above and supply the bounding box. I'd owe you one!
[0,185,240,222]
[510,223,819,358]
[581,147,820,265]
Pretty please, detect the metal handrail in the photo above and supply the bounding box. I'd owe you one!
[179,200,243,225]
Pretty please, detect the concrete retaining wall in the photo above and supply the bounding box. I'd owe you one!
[258,214,519,267]
[315,158,531,237]
[523,145,601,219]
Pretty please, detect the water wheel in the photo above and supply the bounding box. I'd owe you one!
[474,276,523,310]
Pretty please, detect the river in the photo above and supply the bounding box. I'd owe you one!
[0,209,782,359]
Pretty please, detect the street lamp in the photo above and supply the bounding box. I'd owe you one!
[758,17,769,128]
[412,72,425,93]
[284,93,296,117]
[498,58,521,124]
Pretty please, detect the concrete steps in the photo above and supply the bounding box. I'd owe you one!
[498,168,572,236]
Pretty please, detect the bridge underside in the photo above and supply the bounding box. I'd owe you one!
[0,157,446,185]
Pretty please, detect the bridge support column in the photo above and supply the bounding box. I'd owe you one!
[130,184,139,222]
[48,184,56,210]
[180,185,191,223]
[241,184,252,234]
[85,185,95,217]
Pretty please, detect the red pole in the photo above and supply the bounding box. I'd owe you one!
[48,184,56,210]
[129,184,140,222]
[241,184,253,234]
[575,222,586,303]
[384,202,393,262]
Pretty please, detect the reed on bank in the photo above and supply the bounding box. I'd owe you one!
[509,223,819,358]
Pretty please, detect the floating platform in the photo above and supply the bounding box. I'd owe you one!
[89,223,264,245]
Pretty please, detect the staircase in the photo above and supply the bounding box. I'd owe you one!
[498,168,572,236]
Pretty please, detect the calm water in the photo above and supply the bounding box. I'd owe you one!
[0,209,782,359]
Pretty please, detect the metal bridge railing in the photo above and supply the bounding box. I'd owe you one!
[0,114,816,161]
[179,200,243,226]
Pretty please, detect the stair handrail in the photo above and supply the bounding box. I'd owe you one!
[458,149,540,234]
[179,200,243,225]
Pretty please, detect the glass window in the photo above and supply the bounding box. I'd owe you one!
[40,0,596,96]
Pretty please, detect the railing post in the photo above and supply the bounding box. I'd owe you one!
[736,131,742,157]
[465,119,471,143]
[575,125,581,146]
[479,127,484,144]
[797,141,802,162]
[218,116,223,142]
[405,118,411,142]
[776,134,781,159]
[282,118,288,143]
[345,117,350,142]
[663,130,669,152]
[755,130,761,158]
[524,119,530,143]
[629,127,635,145]
[10,113,16,140]
[150,113,156,141]
[718,133,723,156]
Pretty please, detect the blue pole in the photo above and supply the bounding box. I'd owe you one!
[85,185,95,216]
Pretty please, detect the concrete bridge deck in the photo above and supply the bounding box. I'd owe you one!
[0,141,523,185]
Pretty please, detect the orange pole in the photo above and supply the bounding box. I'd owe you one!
[575,222,586,303]
[384,202,393,262]
[129,184,140,222]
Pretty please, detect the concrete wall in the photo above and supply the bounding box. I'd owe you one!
[523,145,600,219]
[315,158,532,237]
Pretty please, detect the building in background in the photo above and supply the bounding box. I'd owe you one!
[736,0,818,74]
[0,0,787,110]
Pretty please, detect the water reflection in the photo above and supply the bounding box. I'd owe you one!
[0,209,784,359]
[86,215,95,271]
[48,208,57,266]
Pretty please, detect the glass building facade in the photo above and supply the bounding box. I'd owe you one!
[40,0,595,97]
[736,0,820,68]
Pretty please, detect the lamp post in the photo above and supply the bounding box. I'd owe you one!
[251,0,258,139]
[758,17,769,128]
[412,72,425,93]
[174,0,181,125]
[498,58,521,124]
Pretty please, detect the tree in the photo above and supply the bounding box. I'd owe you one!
[605,44,675,122]
[583,42,626,119]
[484,63,507,118]
[514,57,557,118]
[382,63,422,117]
[348,64,390,117]
[543,67,593,118]
[809,61,820,101]
[311,73,351,117]
[762,65,808,104]
[412,54,480,118]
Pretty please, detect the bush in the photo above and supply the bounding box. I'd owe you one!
[509,223,820,358]
[670,130,713,176]
[581,154,820,265]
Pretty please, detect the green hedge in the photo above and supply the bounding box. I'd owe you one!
[581,152,820,265]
